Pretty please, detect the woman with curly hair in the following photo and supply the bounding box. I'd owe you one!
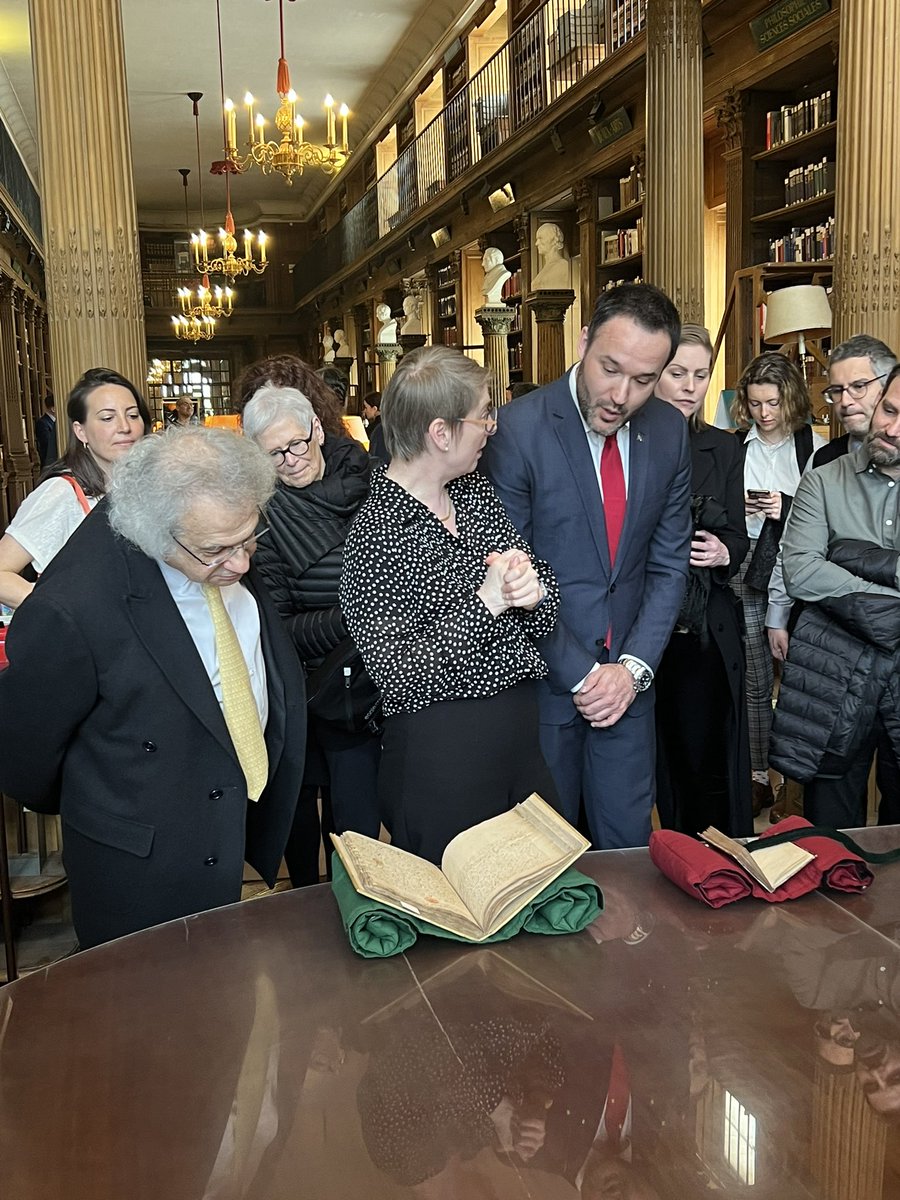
[233,354,345,437]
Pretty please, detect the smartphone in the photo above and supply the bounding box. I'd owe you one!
[746,489,770,499]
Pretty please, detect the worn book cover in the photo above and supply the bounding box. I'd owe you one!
[331,794,590,940]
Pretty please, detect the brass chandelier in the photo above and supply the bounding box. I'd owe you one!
[189,5,269,282]
[226,0,350,183]
[171,313,217,342]
[177,276,234,320]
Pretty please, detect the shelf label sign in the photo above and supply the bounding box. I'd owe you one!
[750,0,831,51]
[588,107,632,151]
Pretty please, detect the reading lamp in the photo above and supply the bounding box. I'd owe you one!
[764,284,832,366]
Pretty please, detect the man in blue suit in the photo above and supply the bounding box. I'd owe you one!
[485,284,691,847]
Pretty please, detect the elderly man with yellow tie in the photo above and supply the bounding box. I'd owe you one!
[0,426,306,947]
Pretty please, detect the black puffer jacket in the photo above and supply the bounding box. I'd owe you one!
[254,435,371,666]
[770,543,900,781]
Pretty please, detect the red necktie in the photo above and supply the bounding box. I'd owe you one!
[601,434,626,565]
[601,436,626,650]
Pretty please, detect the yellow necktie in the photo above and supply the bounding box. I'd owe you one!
[203,584,269,802]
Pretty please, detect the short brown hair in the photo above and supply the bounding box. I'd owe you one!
[732,351,811,432]
[382,346,489,462]
[232,355,344,437]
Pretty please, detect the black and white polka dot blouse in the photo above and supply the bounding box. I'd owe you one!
[340,468,560,717]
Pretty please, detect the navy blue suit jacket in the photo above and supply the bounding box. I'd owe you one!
[484,372,692,725]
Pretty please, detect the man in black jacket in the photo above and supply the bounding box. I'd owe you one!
[0,427,306,947]
[775,369,900,827]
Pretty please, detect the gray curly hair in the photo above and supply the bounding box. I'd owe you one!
[241,385,318,444]
[108,426,276,559]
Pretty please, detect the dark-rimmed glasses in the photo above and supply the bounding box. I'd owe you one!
[173,511,269,569]
[267,431,316,465]
[823,375,887,403]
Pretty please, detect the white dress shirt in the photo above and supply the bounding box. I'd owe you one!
[569,365,631,496]
[157,560,269,728]
[742,424,826,539]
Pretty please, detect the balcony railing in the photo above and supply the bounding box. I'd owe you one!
[294,0,645,301]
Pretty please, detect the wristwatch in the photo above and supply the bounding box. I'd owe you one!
[618,656,653,693]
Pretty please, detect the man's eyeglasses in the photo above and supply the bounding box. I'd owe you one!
[823,374,887,403]
[459,407,499,435]
[268,431,316,465]
[173,512,269,569]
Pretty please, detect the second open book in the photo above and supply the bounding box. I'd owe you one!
[331,794,590,941]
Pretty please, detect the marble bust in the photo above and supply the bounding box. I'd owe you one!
[334,328,352,359]
[481,246,511,305]
[400,294,423,335]
[376,302,398,345]
[321,332,335,363]
[532,222,572,290]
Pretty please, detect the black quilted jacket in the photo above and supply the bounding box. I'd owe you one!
[770,546,900,781]
[254,435,371,667]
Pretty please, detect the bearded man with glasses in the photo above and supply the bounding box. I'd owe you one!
[815,334,897,466]
[772,362,900,829]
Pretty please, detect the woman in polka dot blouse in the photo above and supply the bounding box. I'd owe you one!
[340,346,561,863]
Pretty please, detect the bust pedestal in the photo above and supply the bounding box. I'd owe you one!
[375,344,401,390]
[475,305,517,405]
[527,290,575,385]
[398,333,428,356]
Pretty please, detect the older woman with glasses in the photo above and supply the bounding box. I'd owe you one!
[243,385,378,885]
[340,345,561,864]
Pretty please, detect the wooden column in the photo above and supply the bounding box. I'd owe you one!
[527,291,575,385]
[574,178,598,323]
[0,280,35,515]
[644,0,704,321]
[832,0,900,343]
[475,306,516,404]
[29,0,146,397]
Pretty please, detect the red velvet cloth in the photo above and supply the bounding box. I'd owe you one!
[649,816,873,908]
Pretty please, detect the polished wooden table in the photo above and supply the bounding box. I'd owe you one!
[2,835,900,1199]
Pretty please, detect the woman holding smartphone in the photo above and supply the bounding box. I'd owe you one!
[731,352,825,814]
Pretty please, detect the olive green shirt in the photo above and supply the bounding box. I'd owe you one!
[782,446,900,602]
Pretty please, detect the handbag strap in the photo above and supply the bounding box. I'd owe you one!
[62,474,92,514]
[745,825,900,865]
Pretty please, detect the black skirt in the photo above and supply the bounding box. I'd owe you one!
[378,681,559,864]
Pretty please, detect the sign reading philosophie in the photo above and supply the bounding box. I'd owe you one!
[750,0,831,52]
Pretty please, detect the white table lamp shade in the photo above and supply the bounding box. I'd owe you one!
[764,285,832,345]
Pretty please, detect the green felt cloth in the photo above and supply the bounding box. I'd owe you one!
[331,856,603,959]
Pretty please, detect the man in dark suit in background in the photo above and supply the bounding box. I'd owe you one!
[485,284,691,848]
[34,393,56,468]
[0,427,306,947]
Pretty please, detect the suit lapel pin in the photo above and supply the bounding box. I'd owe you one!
[636,432,643,442]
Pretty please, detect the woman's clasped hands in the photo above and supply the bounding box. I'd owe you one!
[478,549,545,616]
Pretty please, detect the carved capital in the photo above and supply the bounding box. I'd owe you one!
[375,344,401,363]
[398,333,428,353]
[716,89,744,154]
[527,289,575,323]
[573,178,597,224]
[475,304,517,337]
